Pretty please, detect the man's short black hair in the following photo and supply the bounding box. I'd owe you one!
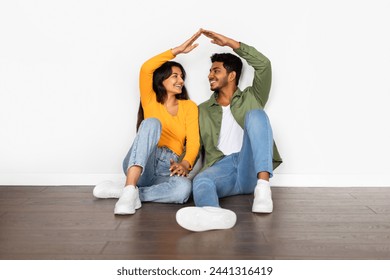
[211,53,243,86]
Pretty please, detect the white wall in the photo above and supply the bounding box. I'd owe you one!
[1,0,389,186]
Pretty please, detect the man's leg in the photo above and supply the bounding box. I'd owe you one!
[235,109,274,213]
[176,156,238,231]
[192,155,239,207]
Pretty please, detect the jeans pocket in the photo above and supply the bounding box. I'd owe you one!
[155,147,178,176]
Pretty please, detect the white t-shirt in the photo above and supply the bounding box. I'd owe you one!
[217,105,244,155]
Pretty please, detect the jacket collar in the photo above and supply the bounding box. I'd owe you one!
[205,88,242,107]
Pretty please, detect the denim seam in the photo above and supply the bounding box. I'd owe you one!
[264,115,272,176]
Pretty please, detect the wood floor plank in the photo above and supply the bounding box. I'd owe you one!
[252,213,390,223]
[0,197,116,213]
[0,211,120,230]
[349,191,390,197]
[266,205,375,214]
[272,199,370,206]
[0,186,46,199]
[366,205,390,214]
[258,243,390,259]
[0,229,147,243]
[263,231,390,244]
[272,192,355,200]
[0,186,93,199]
[353,199,390,206]
[251,220,390,233]
[0,198,29,207]
[0,241,105,256]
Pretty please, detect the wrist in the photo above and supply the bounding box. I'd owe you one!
[229,39,240,50]
[181,160,190,170]
[171,47,180,56]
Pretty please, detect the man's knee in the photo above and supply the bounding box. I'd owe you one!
[244,109,270,129]
[193,173,214,193]
[245,109,268,121]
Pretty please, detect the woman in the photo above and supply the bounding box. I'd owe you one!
[93,31,201,215]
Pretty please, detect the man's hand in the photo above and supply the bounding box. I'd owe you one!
[201,28,240,49]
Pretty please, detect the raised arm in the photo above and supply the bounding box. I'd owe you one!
[234,43,272,107]
[139,30,202,106]
[201,29,271,107]
[139,50,174,106]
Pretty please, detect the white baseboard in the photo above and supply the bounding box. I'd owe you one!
[0,173,389,187]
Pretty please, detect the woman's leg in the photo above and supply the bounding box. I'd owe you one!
[122,118,162,184]
[137,147,191,204]
[115,118,162,215]
[138,175,192,204]
[93,118,161,200]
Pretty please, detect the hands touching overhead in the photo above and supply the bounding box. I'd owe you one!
[200,28,240,49]
[171,28,240,57]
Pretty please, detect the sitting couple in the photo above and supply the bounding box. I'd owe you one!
[93,29,282,232]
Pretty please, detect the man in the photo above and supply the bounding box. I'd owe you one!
[176,29,282,232]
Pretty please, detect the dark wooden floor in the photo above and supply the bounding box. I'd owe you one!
[1,186,390,260]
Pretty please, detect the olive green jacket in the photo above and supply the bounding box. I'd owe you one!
[198,42,283,171]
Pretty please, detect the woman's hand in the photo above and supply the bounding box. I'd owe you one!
[169,159,190,177]
[171,29,202,56]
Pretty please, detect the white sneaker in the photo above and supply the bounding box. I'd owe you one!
[176,206,237,232]
[252,181,273,213]
[114,186,142,215]
[93,180,123,198]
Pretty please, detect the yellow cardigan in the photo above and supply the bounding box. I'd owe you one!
[139,49,200,168]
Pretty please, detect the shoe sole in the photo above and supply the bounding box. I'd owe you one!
[252,206,273,213]
[114,200,142,215]
[114,208,136,215]
[176,206,237,232]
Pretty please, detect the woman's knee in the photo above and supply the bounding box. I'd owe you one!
[139,118,162,132]
[170,177,192,204]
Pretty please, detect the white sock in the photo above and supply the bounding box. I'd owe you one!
[257,179,270,188]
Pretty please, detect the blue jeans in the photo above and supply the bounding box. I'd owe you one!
[193,109,274,207]
[122,118,191,204]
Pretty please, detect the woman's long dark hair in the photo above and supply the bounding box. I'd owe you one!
[136,61,189,131]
